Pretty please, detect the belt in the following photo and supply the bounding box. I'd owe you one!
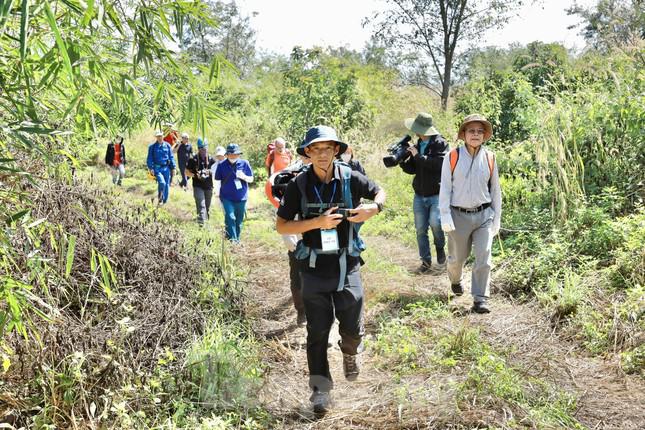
[451,202,491,213]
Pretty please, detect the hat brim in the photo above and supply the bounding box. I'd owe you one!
[297,138,347,157]
[226,150,243,155]
[457,119,493,141]
[404,118,439,136]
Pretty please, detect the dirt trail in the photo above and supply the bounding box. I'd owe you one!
[122,179,644,429]
[235,207,645,429]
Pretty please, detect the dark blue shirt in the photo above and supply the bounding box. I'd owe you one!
[176,143,193,167]
[147,141,176,170]
[215,159,253,202]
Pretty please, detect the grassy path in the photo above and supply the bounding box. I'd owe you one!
[106,165,645,429]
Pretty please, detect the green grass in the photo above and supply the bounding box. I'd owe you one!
[369,296,584,428]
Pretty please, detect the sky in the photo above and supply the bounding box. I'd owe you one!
[236,0,598,56]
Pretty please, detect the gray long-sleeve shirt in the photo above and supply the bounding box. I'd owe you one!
[438,146,502,231]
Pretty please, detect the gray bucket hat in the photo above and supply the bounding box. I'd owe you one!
[457,114,493,141]
[404,112,439,136]
[298,125,347,157]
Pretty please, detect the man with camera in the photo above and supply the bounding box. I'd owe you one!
[276,125,385,414]
[186,138,216,226]
[399,112,450,273]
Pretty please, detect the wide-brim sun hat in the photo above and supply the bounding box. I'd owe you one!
[215,146,226,156]
[197,138,207,149]
[298,125,347,157]
[181,132,189,139]
[226,143,242,155]
[457,113,493,141]
[154,130,163,137]
[404,112,439,136]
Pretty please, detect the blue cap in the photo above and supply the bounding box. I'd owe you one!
[298,125,347,157]
[197,138,207,149]
[226,143,242,155]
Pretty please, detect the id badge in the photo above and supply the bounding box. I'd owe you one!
[320,229,339,252]
[234,179,243,190]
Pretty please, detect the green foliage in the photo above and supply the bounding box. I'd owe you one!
[513,41,571,95]
[621,344,645,376]
[185,322,265,410]
[277,47,373,143]
[536,270,587,319]
[455,70,539,143]
[567,0,645,51]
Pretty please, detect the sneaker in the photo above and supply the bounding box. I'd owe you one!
[310,390,331,414]
[471,301,491,314]
[413,261,432,274]
[451,282,463,296]
[436,248,446,265]
[296,311,306,326]
[342,353,361,381]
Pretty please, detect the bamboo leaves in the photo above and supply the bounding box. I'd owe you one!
[19,0,29,61]
[43,0,74,80]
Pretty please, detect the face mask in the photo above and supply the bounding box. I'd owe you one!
[340,153,351,163]
[228,158,237,164]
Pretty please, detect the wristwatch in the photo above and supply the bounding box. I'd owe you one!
[376,202,384,213]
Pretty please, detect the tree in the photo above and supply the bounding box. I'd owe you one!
[277,48,372,142]
[567,0,644,51]
[365,0,526,110]
[182,1,256,74]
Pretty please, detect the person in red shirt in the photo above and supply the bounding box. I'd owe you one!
[105,133,126,186]
[265,137,292,177]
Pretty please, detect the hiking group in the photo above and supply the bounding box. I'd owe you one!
[105,123,254,242]
[105,112,502,414]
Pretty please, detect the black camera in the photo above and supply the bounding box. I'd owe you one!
[383,135,412,167]
[335,208,352,219]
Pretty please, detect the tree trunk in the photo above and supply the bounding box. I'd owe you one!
[441,59,451,111]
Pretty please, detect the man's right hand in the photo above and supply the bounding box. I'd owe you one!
[442,221,456,233]
[318,207,343,229]
[407,146,418,157]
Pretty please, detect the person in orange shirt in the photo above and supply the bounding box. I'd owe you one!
[105,133,126,186]
[265,137,292,177]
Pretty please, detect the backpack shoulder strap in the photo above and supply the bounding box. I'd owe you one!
[485,148,495,191]
[449,147,459,174]
[295,169,309,218]
[336,161,353,210]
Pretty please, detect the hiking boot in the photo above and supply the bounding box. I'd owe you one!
[413,260,432,274]
[343,353,361,381]
[471,301,491,314]
[451,282,463,296]
[436,248,446,265]
[296,310,306,326]
[310,390,331,414]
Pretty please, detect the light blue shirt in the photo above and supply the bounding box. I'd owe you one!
[438,146,502,231]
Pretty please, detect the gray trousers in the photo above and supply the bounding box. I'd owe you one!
[193,186,213,225]
[446,207,494,303]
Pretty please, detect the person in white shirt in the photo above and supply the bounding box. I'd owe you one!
[438,114,502,314]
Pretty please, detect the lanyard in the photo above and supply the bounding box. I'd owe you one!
[313,181,337,205]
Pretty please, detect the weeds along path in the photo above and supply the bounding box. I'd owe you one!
[116,176,643,429]
[238,192,645,429]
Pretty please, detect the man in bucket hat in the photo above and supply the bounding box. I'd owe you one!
[214,143,254,242]
[438,114,502,314]
[147,130,176,205]
[399,112,450,273]
[276,125,386,414]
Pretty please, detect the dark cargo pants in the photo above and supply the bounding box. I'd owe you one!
[287,251,305,314]
[301,267,364,393]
